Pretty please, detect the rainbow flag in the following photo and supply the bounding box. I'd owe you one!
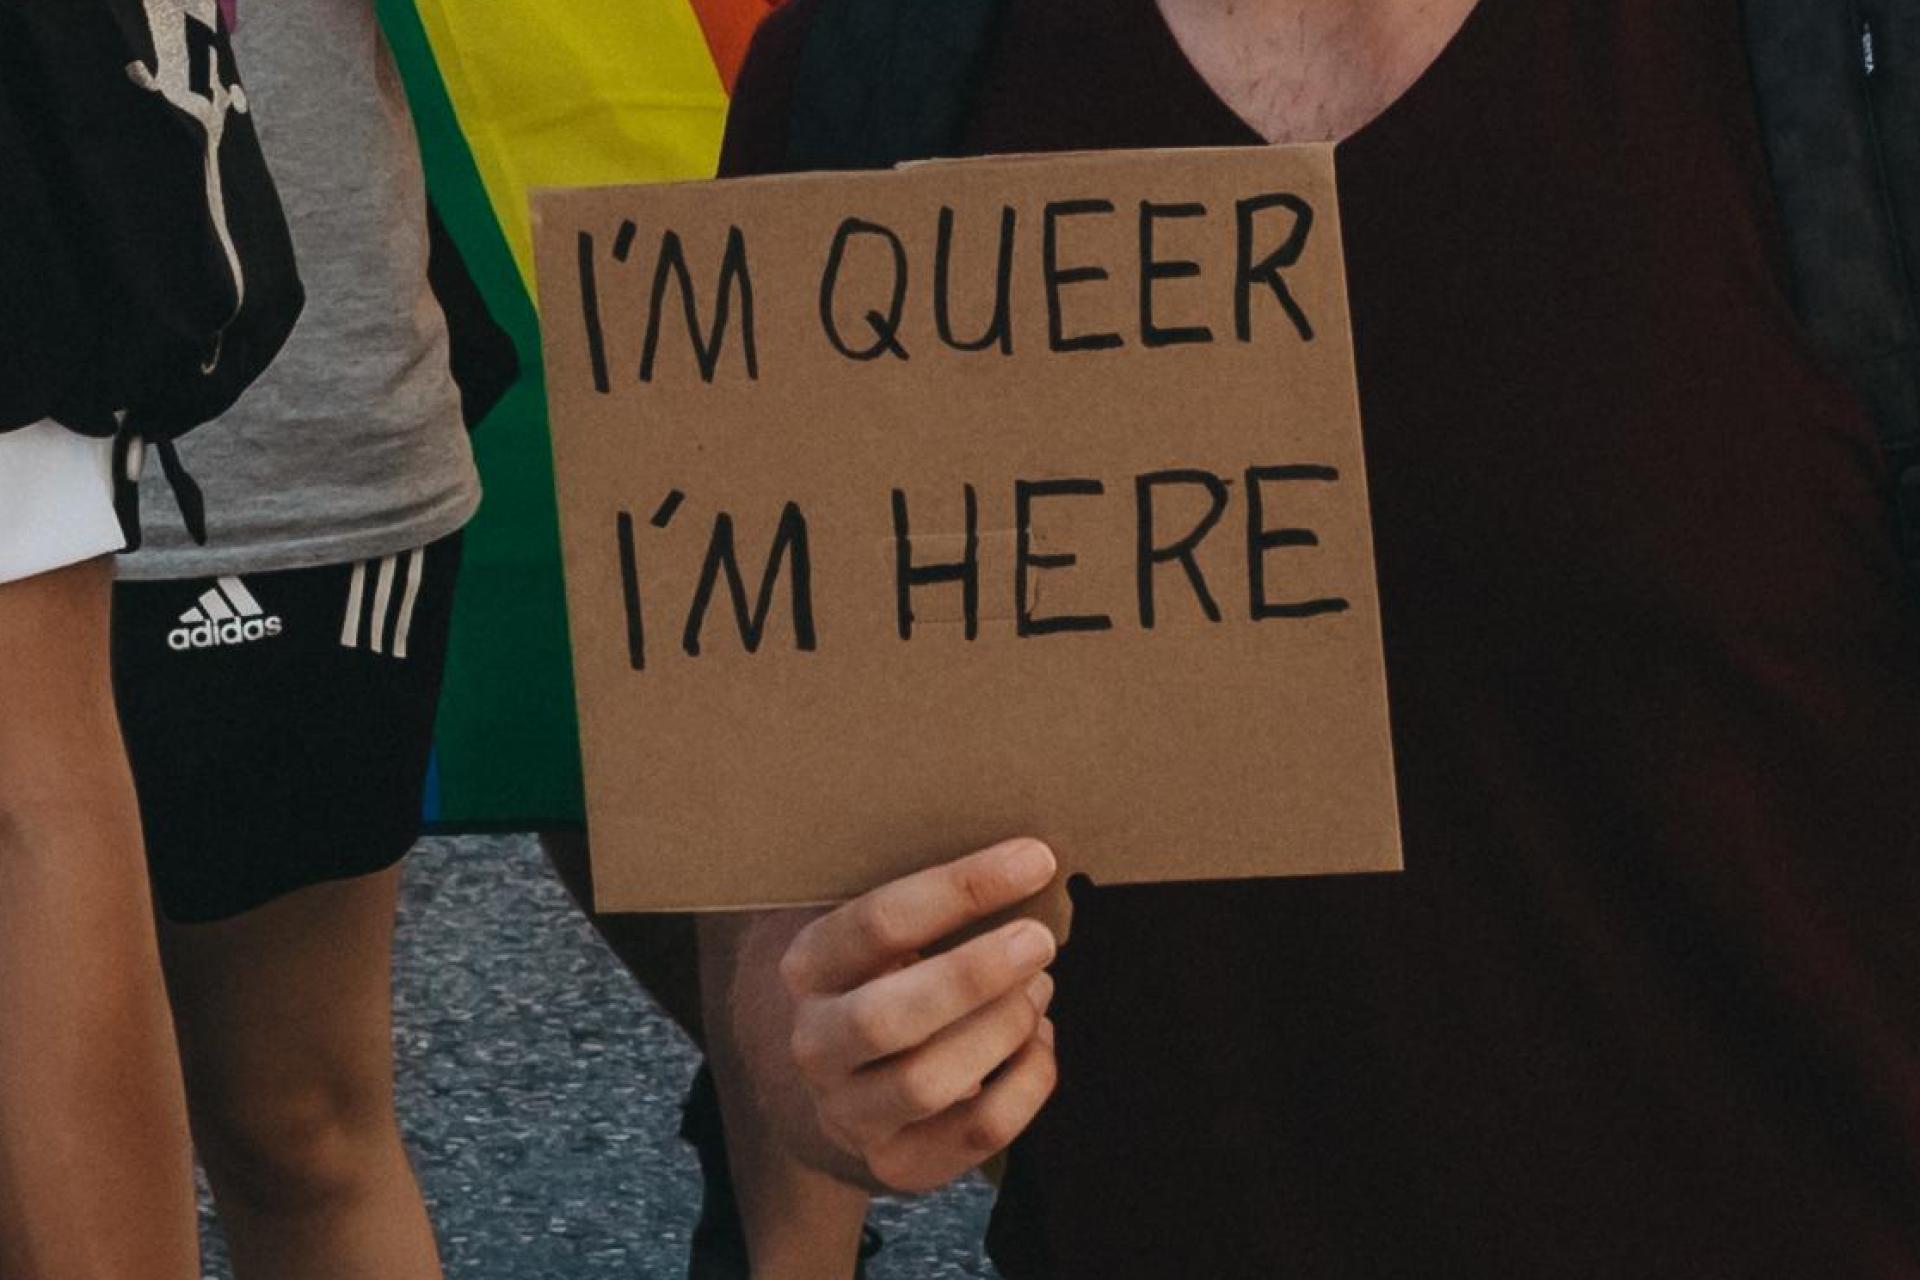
[378,0,779,828]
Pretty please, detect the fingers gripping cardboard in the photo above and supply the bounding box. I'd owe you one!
[531,146,1402,917]
[953,874,1076,949]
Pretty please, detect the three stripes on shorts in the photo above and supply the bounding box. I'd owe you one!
[341,549,428,658]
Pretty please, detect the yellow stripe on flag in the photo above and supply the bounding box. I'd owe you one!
[411,0,733,290]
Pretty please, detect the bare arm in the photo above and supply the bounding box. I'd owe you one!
[0,558,196,1280]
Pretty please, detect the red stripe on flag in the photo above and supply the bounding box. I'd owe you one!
[689,0,782,92]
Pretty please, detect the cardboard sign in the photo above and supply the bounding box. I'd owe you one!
[532,145,1401,916]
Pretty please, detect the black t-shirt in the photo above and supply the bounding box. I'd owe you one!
[727,1,1920,1276]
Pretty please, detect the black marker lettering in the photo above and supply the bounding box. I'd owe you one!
[892,486,980,640]
[617,511,645,670]
[1135,469,1229,627]
[1245,465,1349,620]
[579,231,610,394]
[935,205,1015,355]
[1043,199,1124,353]
[819,218,910,361]
[1138,201,1213,349]
[640,225,758,384]
[1235,194,1315,343]
[1016,478,1114,636]
[683,503,818,656]
[651,489,686,529]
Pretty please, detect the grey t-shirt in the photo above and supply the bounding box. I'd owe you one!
[120,0,481,580]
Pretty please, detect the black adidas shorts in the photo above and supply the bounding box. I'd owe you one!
[111,532,463,923]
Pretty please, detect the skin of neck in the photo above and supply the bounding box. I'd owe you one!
[1153,0,1476,143]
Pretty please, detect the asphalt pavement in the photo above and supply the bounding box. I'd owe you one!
[196,834,1000,1280]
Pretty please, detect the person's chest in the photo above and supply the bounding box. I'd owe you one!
[962,0,1909,658]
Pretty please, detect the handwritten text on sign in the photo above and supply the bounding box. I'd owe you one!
[533,146,1401,913]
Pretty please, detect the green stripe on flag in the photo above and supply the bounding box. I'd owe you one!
[380,0,585,830]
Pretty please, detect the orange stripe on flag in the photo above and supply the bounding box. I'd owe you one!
[689,0,781,91]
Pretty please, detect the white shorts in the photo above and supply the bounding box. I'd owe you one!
[0,422,125,585]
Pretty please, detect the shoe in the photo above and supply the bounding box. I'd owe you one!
[858,1224,884,1274]
[684,1063,752,1280]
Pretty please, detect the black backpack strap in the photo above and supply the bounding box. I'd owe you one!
[785,0,1007,172]
[1744,0,1920,571]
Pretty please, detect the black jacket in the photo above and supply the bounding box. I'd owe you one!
[0,0,301,442]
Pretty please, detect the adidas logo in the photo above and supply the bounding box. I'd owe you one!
[167,576,284,651]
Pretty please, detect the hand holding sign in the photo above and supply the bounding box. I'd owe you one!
[781,838,1060,1193]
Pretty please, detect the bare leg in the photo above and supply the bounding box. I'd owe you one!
[543,833,872,1278]
[0,558,197,1280]
[701,914,873,1280]
[158,865,441,1280]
